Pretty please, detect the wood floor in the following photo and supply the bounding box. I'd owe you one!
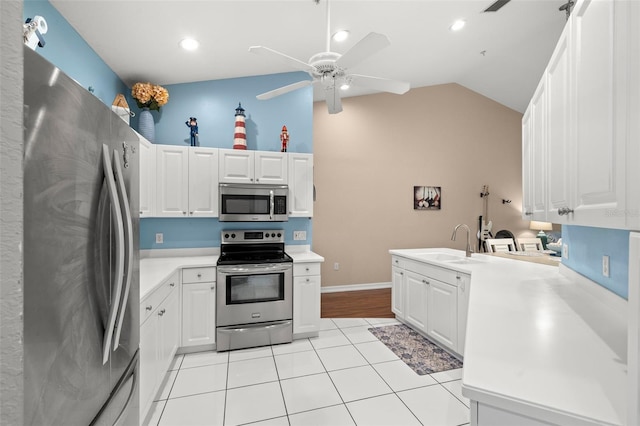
[321,288,394,318]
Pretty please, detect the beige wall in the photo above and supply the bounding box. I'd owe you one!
[313,83,537,288]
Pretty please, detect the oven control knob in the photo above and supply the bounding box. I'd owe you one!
[277,233,282,238]
[224,233,229,239]
[271,233,276,238]
[231,233,236,239]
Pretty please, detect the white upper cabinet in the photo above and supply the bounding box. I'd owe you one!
[545,23,572,222]
[522,0,638,229]
[522,107,533,219]
[188,148,219,217]
[138,134,156,217]
[156,146,218,217]
[219,149,287,184]
[288,153,314,217]
[156,145,189,217]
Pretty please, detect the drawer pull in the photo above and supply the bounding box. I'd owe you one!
[422,279,430,285]
[197,273,202,278]
[169,282,175,287]
[145,305,152,311]
[158,309,166,316]
[211,285,215,290]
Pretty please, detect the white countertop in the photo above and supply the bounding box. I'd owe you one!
[389,248,627,426]
[140,248,324,300]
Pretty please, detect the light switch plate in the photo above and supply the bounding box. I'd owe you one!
[562,244,569,259]
[293,231,306,241]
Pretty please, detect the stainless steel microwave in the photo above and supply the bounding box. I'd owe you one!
[219,183,288,222]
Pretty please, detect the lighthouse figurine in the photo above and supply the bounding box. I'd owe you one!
[233,103,247,150]
[280,125,289,152]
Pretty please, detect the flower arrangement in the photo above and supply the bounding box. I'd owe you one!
[131,82,169,111]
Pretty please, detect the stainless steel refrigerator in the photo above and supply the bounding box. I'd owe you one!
[23,46,140,426]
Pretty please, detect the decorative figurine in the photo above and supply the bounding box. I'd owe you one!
[233,103,247,150]
[185,117,198,146]
[280,125,289,152]
[23,16,48,50]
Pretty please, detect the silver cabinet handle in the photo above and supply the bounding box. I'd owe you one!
[524,211,533,216]
[158,309,166,316]
[197,273,202,278]
[211,285,215,290]
[169,282,175,287]
[558,207,574,216]
[146,305,153,311]
[422,279,430,285]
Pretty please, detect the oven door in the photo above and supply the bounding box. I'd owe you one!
[217,263,292,327]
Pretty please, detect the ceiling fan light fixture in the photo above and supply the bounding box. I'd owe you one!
[179,38,199,51]
[332,30,350,42]
[450,19,466,31]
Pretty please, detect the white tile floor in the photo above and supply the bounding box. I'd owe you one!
[144,318,470,426]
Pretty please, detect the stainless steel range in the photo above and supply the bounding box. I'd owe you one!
[216,230,293,351]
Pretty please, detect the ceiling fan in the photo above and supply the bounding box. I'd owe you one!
[249,0,410,114]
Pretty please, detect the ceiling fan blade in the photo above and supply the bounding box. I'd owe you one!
[335,32,391,70]
[349,74,410,95]
[249,46,316,73]
[256,80,314,100]
[325,84,343,114]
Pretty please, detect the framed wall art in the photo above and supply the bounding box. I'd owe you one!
[414,186,441,210]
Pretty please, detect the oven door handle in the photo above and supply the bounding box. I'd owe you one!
[218,264,292,274]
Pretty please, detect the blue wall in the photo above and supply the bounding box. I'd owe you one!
[562,225,630,299]
[24,0,128,107]
[25,0,315,251]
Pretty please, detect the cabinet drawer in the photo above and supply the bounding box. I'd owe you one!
[391,256,405,269]
[182,267,216,283]
[293,263,321,276]
[404,260,458,285]
[140,270,178,324]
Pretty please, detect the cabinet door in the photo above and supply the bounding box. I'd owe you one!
[156,145,189,217]
[405,271,428,332]
[139,313,159,417]
[427,279,457,351]
[138,135,156,217]
[391,267,405,320]
[522,107,533,220]
[546,24,572,222]
[293,275,320,334]
[530,79,547,221]
[456,274,470,356]
[182,282,216,347]
[255,151,287,184]
[188,148,219,217]
[572,0,626,227]
[219,149,254,183]
[288,153,314,217]
[158,287,180,373]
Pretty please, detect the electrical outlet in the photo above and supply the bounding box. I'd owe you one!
[293,231,306,241]
[155,233,163,244]
[334,262,340,271]
[562,244,569,259]
[602,255,610,277]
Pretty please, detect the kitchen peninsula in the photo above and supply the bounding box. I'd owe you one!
[389,248,627,426]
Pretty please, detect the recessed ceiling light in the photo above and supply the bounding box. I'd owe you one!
[179,38,199,51]
[332,30,350,42]
[340,83,350,91]
[450,20,466,31]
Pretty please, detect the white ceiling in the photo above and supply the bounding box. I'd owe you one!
[49,0,568,113]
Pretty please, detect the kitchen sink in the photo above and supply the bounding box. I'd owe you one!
[447,258,483,265]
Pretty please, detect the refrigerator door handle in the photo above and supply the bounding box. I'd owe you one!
[112,149,133,350]
[101,144,126,365]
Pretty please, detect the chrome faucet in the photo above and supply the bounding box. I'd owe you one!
[451,224,473,257]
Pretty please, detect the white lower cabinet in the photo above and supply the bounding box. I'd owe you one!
[139,271,179,421]
[181,267,216,347]
[390,256,470,356]
[426,279,457,350]
[293,262,321,336]
[405,271,428,331]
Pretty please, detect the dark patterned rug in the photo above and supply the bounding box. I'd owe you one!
[368,324,462,375]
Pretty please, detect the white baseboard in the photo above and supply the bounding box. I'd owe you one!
[321,282,392,293]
